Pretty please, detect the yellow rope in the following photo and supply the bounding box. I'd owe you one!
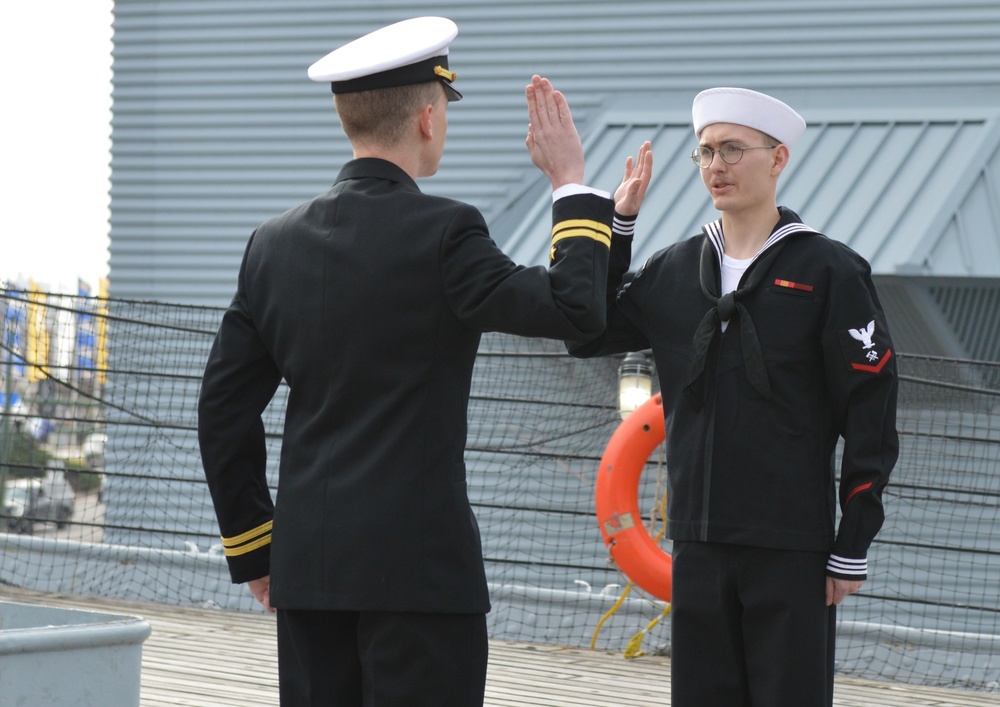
[624,603,671,658]
[590,581,632,650]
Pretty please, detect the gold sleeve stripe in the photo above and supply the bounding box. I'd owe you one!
[223,534,272,557]
[553,219,612,239]
[552,228,611,249]
[551,219,612,248]
[221,520,273,547]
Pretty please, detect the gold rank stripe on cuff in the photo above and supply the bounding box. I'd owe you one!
[551,219,613,249]
[221,520,273,557]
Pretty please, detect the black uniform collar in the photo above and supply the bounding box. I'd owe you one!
[335,158,419,190]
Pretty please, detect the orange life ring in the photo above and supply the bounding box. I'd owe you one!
[595,393,672,602]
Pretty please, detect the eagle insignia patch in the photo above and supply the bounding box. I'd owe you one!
[840,319,892,374]
[849,320,876,350]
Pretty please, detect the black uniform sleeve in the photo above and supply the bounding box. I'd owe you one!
[568,211,651,358]
[822,259,899,581]
[441,192,614,339]
[198,234,283,584]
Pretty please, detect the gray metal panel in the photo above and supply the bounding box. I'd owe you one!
[501,110,1000,281]
[109,0,1000,305]
[874,276,969,359]
[928,279,1000,361]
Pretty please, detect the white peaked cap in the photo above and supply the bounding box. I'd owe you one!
[308,17,461,100]
[692,87,806,147]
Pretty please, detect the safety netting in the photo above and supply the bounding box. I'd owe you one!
[1,287,998,691]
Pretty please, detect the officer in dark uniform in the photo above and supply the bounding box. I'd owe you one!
[197,17,616,706]
[572,88,899,706]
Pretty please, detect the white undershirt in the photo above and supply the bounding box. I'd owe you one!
[720,253,754,332]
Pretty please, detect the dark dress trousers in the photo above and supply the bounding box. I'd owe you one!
[198,157,613,614]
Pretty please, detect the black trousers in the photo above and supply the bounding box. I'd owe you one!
[276,609,488,706]
[670,541,836,707]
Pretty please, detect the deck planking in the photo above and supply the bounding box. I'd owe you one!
[5,589,999,707]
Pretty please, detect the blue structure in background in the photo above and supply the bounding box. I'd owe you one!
[3,293,26,381]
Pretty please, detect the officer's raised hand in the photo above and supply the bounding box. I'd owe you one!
[525,75,585,190]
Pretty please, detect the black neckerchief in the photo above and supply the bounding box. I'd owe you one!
[684,207,819,407]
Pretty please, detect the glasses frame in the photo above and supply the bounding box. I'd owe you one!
[691,143,778,168]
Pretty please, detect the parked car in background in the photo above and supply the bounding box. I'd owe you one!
[83,431,107,469]
[2,464,75,534]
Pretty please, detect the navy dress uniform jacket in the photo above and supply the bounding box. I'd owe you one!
[198,158,613,613]
[572,207,898,580]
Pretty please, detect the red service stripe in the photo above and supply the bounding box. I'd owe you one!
[851,348,893,374]
[846,481,874,505]
[774,279,814,292]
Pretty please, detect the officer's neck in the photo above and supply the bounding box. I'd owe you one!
[352,144,421,181]
[350,113,441,181]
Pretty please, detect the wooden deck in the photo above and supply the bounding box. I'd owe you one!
[7,589,1000,706]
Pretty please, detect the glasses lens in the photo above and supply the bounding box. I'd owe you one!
[692,146,713,167]
[721,144,744,164]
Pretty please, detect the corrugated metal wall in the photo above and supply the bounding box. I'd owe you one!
[109,0,1000,304]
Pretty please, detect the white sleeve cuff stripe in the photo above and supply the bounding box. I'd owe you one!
[827,555,867,575]
[613,216,636,237]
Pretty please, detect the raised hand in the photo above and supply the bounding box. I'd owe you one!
[525,75,585,190]
[614,141,653,217]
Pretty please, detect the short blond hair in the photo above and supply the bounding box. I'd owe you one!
[335,81,442,147]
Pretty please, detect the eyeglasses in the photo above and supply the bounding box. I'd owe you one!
[690,143,777,168]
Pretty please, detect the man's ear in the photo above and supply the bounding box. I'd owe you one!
[418,103,434,140]
[771,144,790,177]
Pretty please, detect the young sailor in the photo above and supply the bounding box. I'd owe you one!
[572,87,899,707]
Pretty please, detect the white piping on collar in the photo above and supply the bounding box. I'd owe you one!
[703,218,820,270]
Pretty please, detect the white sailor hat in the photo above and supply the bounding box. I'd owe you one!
[308,16,462,102]
[692,87,806,148]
